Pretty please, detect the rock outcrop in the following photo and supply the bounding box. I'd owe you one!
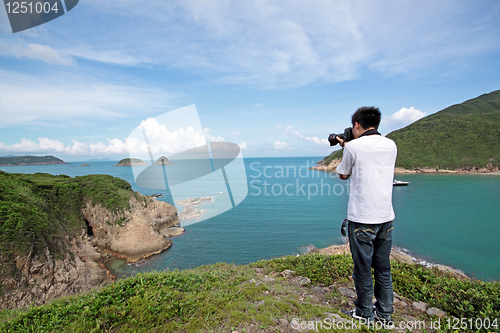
[177,196,213,221]
[0,193,179,310]
[309,158,341,172]
[0,235,113,310]
[82,193,179,263]
[160,227,185,237]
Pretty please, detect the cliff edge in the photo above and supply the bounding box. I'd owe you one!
[82,193,179,263]
[0,172,179,310]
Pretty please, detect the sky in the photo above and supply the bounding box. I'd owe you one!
[1,0,500,161]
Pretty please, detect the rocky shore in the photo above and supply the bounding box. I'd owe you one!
[394,165,500,174]
[177,196,213,221]
[309,159,341,172]
[311,243,469,280]
[310,159,500,174]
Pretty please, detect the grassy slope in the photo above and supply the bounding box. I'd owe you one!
[321,90,500,170]
[0,254,498,332]
[0,172,138,293]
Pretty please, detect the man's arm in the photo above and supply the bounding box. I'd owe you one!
[336,136,352,180]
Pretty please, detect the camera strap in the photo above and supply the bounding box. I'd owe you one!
[359,129,381,138]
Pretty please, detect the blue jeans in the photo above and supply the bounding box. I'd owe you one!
[348,220,394,320]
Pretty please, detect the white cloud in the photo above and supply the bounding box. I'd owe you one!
[230,131,240,137]
[285,124,303,139]
[203,128,225,142]
[9,1,495,88]
[239,142,247,151]
[137,118,207,154]
[8,138,39,151]
[0,119,211,156]
[0,43,75,66]
[0,137,130,155]
[254,103,264,107]
[284,124,329,146]
[38,137,66,152]
[382,107,426,129]
[0,69,172,126]
[273,140,291,150]
[305,136,329,145]
[64,48,148,67]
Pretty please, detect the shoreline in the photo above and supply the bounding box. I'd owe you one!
[309,160,500,175]
[311,243,469,280]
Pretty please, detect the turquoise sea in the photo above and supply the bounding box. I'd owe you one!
[2,157,499,281]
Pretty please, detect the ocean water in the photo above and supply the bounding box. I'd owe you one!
[2,157,499,281]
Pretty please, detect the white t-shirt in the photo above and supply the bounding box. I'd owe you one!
[336,135,397,224]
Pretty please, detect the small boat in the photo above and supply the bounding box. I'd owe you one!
[393,180,409,186]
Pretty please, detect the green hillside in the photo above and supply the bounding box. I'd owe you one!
[0,254,498,332]
[322,90,500,170]
[0,172,137,292]
[0,155,67,166]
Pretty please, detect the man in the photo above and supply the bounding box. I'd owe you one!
[336,106,397,325]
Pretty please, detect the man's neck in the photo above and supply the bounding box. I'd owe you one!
[359,128,380,138]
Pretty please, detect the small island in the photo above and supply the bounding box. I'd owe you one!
[113,158,147,166]
[0,155,67,166]
[155,156,173,165]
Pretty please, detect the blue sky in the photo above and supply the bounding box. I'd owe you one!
[1,0,499,161]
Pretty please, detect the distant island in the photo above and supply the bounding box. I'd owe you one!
[154,156,173,165]
[113,158,147,166]
[314,89,500,173]
[0,155,69,166]
[0,155,67,166]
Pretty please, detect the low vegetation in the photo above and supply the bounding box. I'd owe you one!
[0,253,498,332]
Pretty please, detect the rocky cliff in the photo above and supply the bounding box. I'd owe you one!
[310,158,341,172]
[1,235,112,310]
[82,193,179,263]
[0,192,179,310]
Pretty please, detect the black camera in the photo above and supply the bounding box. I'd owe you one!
[328,127,354,146]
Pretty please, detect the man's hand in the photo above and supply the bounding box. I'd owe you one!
[336,135,345,147]
[336,140,349,180]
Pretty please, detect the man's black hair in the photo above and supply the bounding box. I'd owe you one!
[351,106,381,130]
